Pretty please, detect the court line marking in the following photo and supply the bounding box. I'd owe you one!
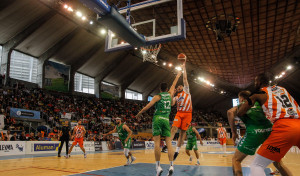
[0,167,31,172]
[66,163,139,176]
[31,166,104,176]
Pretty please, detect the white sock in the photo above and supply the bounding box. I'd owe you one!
[170,161,174,166]
[197,159,199,162]
[190,156,192,159]
[223,145,226,152]
[176,147,180,153]
[156,161,160,169]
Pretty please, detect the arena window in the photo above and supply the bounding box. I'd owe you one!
[9,50,38,83]
[74,72,95,94]
[125,89,143,100]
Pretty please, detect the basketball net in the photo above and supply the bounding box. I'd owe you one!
[140,44,161,63]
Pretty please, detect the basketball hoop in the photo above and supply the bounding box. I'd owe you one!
[140,44,161,63]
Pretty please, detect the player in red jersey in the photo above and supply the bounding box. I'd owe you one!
[68,120,87,158]
[237,74,299,176]
[216,123,227,153]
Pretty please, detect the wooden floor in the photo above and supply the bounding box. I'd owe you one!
[0,146,299,176]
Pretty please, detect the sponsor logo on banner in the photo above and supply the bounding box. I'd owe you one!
[132,141,145,149]
[0,141,26,156]
[94,141,102,151]
[145,141,155,149]
[34,143,59,151]
[203,140,220,146]
[10,108,40,119]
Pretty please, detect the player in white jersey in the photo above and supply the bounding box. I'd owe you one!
[170,62,193,160]
[237,74,299,176]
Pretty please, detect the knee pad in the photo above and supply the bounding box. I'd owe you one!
[250,154,273,176]
[124,148,129,157]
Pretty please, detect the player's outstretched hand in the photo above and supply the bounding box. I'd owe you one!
[135,113,142,118]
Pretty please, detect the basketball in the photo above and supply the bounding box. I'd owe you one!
[178,53,186,62]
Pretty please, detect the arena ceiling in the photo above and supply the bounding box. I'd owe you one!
[0,0,300,109]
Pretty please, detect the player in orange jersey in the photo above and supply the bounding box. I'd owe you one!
[68,120,87,158]
[237,73,298,176]
[170,61,193,160]
[216,123,227,153]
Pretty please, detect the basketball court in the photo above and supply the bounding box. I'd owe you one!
[1,0,300,176]
[1,146,300,176]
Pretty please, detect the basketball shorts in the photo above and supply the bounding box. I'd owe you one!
[121,138,132,149]
[257,119,300,162]
[237,127,272,155]
[219,138,227,145]
[172,112,192,131]
[73,137,84,148]
[152,115,171,137]
[186,140,198,150]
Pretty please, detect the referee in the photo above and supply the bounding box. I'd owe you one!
[58,121,71,158]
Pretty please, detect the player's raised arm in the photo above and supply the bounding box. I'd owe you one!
[237,93,267,117]
[123,124,132,143]
[136,95,161,117]
[182,62,189,88]
[169,71,182,97]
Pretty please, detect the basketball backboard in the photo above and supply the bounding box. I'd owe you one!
[104,0,185,52]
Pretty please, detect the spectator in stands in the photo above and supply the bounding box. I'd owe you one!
[1,133,8,141]
[28,133,36,141]
[19,131,27,141]
[6,130,12,140]
[10,132,18,141]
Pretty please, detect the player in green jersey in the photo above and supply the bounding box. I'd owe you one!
[136,71,182,176]
[103,117,136,166]
[185,124,203,165]
[228,90,287,176]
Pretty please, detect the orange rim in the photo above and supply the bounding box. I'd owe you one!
[140,44,162,51]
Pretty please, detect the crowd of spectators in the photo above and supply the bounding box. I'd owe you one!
[0,85,226,141]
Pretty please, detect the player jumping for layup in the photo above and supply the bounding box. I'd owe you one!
[136,71,181,176]
[68,120,87,158]
[103,117,136,166]
[237,74,298,176]
[171,61,193,161]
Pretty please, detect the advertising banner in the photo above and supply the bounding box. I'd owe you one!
[26,141,60,154]
[132,141,145,149]
[145,141,155,149]
[0,115,4,129]
[114,141,122,149]
[101,141,108,151]
[203,140,220,146]
[44,61,70,92]
[0,141,26,156]
[94,141,102,151]
[10,108,40,119]
[69,141,95,152]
